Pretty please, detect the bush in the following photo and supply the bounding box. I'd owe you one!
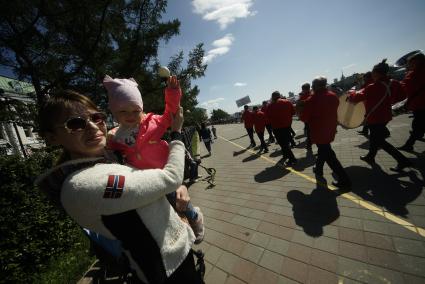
[0,149,90,283]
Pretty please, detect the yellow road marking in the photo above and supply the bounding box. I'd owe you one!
[218,135,425,237]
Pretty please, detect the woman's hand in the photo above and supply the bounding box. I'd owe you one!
[175,185,190,212]
[171,106,184,133]
[167,75,180,89]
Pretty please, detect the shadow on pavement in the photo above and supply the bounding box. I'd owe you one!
[269,149,282,157]
[345,165,424,217]
[287,185,340,237]
[254,165,290,183]
[291,150,316,172]
[242,152,261,162]
[233,148,249,156]
[229,134,248,141]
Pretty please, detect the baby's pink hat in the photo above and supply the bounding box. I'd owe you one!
[103,75,143,113]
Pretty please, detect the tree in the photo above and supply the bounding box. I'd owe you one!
[0,0,207,114]
[210,108,230,122]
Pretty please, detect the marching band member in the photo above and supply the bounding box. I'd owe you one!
[261,100,275,143]
[267,91,297,166]
[300,77,351,188]
[297,83,312,150]
[398,52,425,152]
[241,105,256,147]
[253,106,269,153]
[349,59,411,171]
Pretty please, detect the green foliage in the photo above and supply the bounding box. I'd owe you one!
[0,0,207,114]
[0,149,89,283]
[211,108,231,122]
[185,107,208,126]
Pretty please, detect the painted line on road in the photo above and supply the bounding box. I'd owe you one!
[219,135,425,238]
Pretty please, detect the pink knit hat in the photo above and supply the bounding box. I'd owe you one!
[103,75,143,113]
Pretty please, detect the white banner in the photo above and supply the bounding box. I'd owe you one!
[236,95,251,107]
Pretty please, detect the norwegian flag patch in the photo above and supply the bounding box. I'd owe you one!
[103,175,125,198]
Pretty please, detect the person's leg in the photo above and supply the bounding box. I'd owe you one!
[324,144,350,186]
[399,110,425,150]
[361,124,381,162]
[165,250,203,283]
[273,128,287,161]
[305,124,312,150]
[258,131,268,152]
[266,124,275,142]
[380,139,411,170]
[204,141,211,154]
[282,128,297,164]
[246,127,256,146]
[314,144,326,176]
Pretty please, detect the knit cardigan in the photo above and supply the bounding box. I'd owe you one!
[36,140,195,284]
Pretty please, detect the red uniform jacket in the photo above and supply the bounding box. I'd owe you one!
[300,90,338,144]
[401,68,425,111]
[350,79,403,125]
[298,90,311,101]
[267,98,294,129]
[253,110,267,133]
[260,105,271,125]
[241,110,255,128]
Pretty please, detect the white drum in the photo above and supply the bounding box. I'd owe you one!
[337,93,366,129]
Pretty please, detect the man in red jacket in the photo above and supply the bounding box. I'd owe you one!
[301,76,350,188]
[398,52,425,152]
[267,91,297,166]
[357,72,374,136]
[241,105,256,147]
[253,106,269,153]
[349,59,411,171]
[298,83,312,150]
[261,100,275,143]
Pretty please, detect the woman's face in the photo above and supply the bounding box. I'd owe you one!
[47,106,107,159]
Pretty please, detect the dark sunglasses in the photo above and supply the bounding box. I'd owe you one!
[60,112,107,133]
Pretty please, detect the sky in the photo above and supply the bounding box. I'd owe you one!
[157,0,425,115]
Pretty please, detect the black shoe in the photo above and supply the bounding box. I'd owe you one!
[332,180,351,189]
[264,149,269,153]
[397,145,413,152]
[285,159,297,166]
[360,155,375,164]
[390,161,412,172]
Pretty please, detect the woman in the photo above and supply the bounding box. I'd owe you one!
[35,90,202,283]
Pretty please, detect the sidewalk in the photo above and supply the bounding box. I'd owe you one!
[189,113,425,283]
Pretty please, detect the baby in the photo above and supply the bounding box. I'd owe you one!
[103,74,204,244]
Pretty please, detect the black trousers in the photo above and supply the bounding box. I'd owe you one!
[256,131,268,150]
[265,124,275,141]
[246,127,255,144]
[305,123,312,148]
[273,127,296,161]
[316,144,350,183]
[403,110,425,147]
[368,124,409,164]
[164,250,203,284]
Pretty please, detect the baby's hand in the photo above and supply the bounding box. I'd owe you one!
[167,75,180,89]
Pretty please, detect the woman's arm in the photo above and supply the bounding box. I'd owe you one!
[61,139,185,216]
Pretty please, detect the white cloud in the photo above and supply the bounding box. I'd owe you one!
[192,0,256,29]
[342,63,357,70]
[200,97,225,109]
[234,82,247,87]
[203,34,234,64]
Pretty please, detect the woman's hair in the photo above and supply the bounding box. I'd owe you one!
[38,90,100,164]
[38,90,99,136]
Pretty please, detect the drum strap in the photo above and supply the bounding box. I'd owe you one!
[364,81,391,121]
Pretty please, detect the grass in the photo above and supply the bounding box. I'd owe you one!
[33,230,95,284]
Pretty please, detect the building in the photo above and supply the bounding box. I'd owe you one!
[0,75,44,157]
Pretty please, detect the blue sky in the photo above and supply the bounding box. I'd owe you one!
[158,0,425,115]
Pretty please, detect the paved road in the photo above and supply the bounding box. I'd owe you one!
[78,113,424,284]
[189,113,424,284]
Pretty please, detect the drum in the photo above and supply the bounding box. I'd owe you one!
[337,93,366,129]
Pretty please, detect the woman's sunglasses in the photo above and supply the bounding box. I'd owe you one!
[60,112,107,133]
